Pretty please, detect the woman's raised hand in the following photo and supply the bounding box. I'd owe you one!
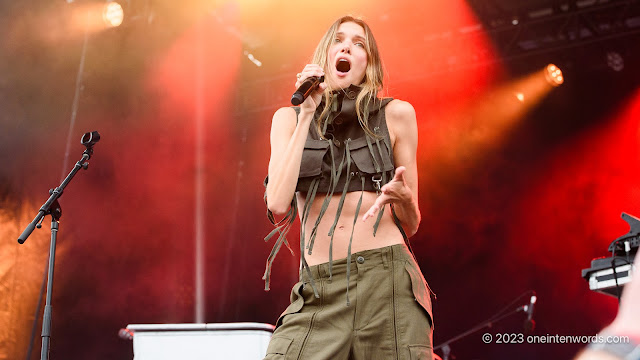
[295,64,326,115]
[362,166,413,222]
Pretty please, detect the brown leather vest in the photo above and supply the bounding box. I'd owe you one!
[295,86,395,194]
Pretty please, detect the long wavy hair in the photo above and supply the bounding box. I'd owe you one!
[311,16,384,139]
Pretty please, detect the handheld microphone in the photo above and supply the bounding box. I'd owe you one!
[523,294,536,333]
[291,75,324,105]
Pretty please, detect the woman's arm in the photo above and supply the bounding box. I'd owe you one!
[362,99,421,237]
[265,107,312,214]
[266,65,326,215]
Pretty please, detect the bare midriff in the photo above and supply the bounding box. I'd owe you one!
[296,190,405,266]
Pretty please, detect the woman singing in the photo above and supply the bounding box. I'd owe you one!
[263,15,434,360]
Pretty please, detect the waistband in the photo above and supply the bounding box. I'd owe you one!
[302,244,413,281]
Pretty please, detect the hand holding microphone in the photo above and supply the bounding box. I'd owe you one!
[291,64,326,111]
[291,76,325,105]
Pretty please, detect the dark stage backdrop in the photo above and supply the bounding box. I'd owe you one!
[1,0,639,359]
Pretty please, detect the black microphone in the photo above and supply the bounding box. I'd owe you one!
[523,294,536,333]
[291,75,324,105]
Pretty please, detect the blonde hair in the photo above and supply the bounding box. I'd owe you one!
[311,16,384,139]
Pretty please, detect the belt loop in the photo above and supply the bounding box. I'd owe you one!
[323,263,330,280]
[382,246,390,269]
[317,264,324,279]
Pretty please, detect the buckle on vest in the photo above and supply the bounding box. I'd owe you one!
[372,174,382,194]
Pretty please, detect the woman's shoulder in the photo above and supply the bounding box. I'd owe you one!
[271,106,299,125]
[384,99,416,127]
[273,106,298,118]
[384,99,415,115]
[269,107,300,137]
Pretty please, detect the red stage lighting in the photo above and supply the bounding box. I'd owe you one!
[545,64,564,87]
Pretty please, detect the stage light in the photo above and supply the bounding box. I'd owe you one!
[103,1,124,27]
[606,51,624,72]
[544,64,564,87]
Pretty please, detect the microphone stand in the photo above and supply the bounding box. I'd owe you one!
[18,131,100,360]
[434,292,533,360]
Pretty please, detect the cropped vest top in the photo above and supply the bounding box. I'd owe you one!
[263,86,407,303]
[296,86,395,194]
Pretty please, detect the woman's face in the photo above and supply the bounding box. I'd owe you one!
[326,21,368,90]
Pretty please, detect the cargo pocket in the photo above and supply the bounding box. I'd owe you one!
[349,136,394,175]
[275,281,305,329]
[404,260,434,328]
[299,139,329,178]
[264,336,293,359]
[407,344,433,360]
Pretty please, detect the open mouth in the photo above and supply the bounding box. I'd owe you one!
[336,59,351,73]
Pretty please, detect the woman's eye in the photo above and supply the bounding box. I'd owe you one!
[355,42,365,48]
[334,38,341,43]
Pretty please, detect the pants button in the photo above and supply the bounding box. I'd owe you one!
[356,256,365,264]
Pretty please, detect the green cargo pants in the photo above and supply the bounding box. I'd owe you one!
[264,244,434,360]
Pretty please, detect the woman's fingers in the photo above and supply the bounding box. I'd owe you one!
[391,166,406,184]
[295,64,324,88]
[293,65,326,111]
[362,193,391,222]
[363,167,413,222]
[362,202,381,222]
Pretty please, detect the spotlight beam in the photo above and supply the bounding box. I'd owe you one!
[426,65,563,179]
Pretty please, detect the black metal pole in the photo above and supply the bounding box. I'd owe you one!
[26,261,48,360]
[26,19,90,357]
[17,151,89,245]
[17,131,100,359]
[434,307,522,356]
[433,290,535,360]
[40,210,60,360]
